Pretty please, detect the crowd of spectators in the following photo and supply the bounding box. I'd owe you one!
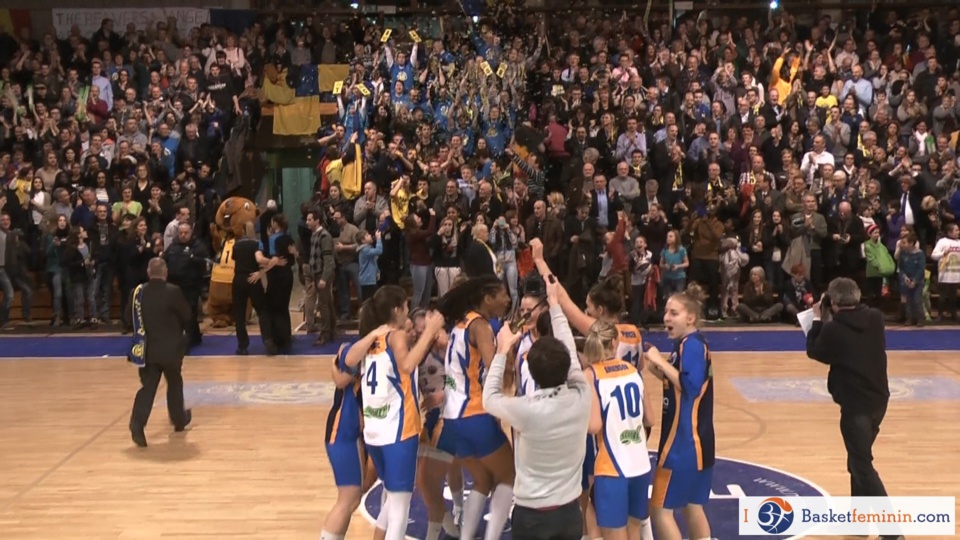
[0,15,258,329]
[3,3,960,334]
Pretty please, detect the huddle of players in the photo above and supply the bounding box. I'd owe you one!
[319,239,716,540]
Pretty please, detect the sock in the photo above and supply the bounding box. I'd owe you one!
[384,491,413,540]
[450,487,463,527]
[451,486,464,513]
[460,489,488,540]
[442,511,460,536]
[483,484,514,540]
[375,490,390,531]
[319,531,344,540]
[425,522,443,540]
[639,518,654,540]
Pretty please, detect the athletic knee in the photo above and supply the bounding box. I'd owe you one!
[338,487,362,512]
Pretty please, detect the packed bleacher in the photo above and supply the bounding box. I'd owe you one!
[1,2,960,336]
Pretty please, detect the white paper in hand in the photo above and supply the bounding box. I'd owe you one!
[797,308,816,336]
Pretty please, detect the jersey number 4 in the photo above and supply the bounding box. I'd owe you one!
[610,382,642,420]
[366,362,378,395]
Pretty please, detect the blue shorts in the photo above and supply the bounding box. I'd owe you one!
[326,440,363,487]
[582,436,597,491]
[593,473,652,528]
[651,466,713,510]
[422,409,457,456]
[444,414,507,459]
[367,437,419,492]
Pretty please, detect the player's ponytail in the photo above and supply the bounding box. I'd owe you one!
[582,319,618,365]
[437,276,505,324]
[358,285,408,335]
[587,275,625,318]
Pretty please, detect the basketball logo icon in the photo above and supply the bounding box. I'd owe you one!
[756,497,794,534]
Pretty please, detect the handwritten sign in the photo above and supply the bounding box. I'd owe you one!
[52,8,209,39]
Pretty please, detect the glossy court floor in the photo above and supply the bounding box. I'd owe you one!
[1,332,958,539]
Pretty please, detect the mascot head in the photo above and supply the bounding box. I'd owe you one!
[215,196,259,240]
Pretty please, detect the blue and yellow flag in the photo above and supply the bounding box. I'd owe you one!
[128,284,146,367]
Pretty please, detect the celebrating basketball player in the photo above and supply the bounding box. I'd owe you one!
[438,276,515,540]
[643,285,716,540]
[344,286,445,540]
[407,309,463,540]
[582,319,654,540]
[321,343,377,540]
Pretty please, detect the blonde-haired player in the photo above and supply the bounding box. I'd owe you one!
[644,285,715,540]
[582,319,654,540]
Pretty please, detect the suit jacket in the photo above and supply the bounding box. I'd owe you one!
[125,279,192,364]
[463,241,496,278]
[525,215,564,259]
[589,189,624,228]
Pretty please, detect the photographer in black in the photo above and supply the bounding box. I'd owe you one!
[805,277,902,540]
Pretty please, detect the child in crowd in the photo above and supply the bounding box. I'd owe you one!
[931,223,960,322]
[718,222,747,319]
[629,235,653,327]
[357,229,383,300]
[659,230,689,298]
[897,231,926,326]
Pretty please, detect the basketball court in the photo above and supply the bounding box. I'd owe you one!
[1,328,958,539]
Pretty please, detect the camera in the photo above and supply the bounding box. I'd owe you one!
[821,294,832,311]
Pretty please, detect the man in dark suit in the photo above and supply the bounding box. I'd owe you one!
[126,258,193,447]
[588,174,624,232]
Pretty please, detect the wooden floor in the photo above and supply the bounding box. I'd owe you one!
[1,350,958,540]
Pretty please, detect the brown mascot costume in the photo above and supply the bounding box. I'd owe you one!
[206,197,259,327]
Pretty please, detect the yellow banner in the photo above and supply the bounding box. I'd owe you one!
[273,97,322,136]
[318,64,350,93]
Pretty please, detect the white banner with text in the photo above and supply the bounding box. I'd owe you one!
[739,496,956,536]
[52,8,210,39]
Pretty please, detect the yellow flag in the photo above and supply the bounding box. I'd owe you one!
[496,63,507,78]
[381,29,392,43]
[409,30,421,43]
[481,61,493,76]
[332,81,343,95]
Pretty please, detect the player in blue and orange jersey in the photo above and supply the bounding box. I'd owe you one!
[582,319,654,540]
[438,275,514,540]
[343,286,446,540]
[407,309,464,540]
[320,342,377,540]
[643,284,715,540]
